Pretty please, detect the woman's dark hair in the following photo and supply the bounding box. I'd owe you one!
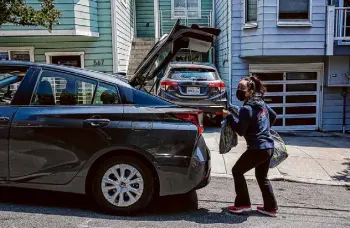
[242,75,267,95]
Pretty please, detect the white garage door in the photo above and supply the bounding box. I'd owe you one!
[250,64,323,131]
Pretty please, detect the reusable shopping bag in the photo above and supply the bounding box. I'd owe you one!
[269,129,289,168]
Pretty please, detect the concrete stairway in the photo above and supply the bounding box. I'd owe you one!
[127,38,155,80]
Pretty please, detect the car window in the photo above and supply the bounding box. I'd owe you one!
[93,83,120,105]
[0,66,28,105]
[31,70,97,106]
[169,68,219,81]
[119,85,171,105]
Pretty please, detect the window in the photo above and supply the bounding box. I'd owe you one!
[0,66,28,105]
[0,47,34,61]
[245,0,258,24]
[31,70,97,106]
[45,52,85,68]
[93,83,120,105]
[172,0,201,19]
[278,0,311,25]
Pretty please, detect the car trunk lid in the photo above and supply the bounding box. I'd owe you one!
[129,20,221,89]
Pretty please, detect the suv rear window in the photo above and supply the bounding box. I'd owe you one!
[169,67,219,81]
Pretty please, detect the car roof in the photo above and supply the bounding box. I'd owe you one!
[0,61,131,88]
[167,62,217,70]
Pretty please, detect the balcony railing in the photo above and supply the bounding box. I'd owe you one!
[159,10,212,36]
[334,7,350,41]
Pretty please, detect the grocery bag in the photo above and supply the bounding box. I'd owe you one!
[219,118,238,154]
[269,129,289,168]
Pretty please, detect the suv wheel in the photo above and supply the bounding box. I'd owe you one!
[91,156,155,214]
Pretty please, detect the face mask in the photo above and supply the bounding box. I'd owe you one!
[236,89,246,101]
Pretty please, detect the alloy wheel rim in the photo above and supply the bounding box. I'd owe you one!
[101,164,144,207]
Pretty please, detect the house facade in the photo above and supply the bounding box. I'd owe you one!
[215,0,350,132]
[0,0,136,74]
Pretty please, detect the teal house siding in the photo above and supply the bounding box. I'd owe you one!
[135,0,155,38]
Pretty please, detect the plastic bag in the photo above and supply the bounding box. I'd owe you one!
[219,118,238,154]
[269,129,289,168]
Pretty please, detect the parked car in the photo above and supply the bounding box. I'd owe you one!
[155,62,227,125]
[0,21,220,214]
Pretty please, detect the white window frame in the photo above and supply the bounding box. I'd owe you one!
[45,52,85,68]
[171,0,201,19]
[243,0,258,29]
[0,46,35,62]
[249,63,324,131]
[277,0,313,27]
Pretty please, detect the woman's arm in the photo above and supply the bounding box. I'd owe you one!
[227,106,251,136]
[267,105,277,127]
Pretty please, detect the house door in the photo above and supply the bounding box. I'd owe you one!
[250,68,322,131]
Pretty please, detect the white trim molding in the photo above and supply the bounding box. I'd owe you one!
[0,29,100,37]
[154,0,160,39]
[277,0,313,27]
[0,46,35,62]
[45,52,85,68]
[111,0,118,73]
[249,63,324,73]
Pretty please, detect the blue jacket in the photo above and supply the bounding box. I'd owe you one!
[228,98,276,150]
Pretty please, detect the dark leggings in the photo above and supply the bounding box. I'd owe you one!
[232,148,278,211]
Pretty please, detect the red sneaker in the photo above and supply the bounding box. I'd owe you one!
[257,206,277,217]
[227,205,252,214]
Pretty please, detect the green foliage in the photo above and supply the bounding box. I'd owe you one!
[0,0,61,31]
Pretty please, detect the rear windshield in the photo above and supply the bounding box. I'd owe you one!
[169,68,219,81]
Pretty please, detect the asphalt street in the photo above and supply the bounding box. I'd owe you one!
[0,177,349,228]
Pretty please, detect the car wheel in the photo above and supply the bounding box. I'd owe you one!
[90,156,155,214]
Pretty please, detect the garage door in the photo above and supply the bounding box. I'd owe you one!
[252,71,321,131]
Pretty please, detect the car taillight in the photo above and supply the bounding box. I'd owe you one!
[208,81,226,93]
[175,111,204,135]
[160,80,178,91]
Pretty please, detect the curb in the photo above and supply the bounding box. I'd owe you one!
[211,173,350,187]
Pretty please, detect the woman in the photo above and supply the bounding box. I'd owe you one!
[227,76,278,217]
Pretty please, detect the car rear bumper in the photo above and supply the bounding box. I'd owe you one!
[157,135,211,196]
[186,105,225,114]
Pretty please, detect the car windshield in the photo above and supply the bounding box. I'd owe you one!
[169,68,219,81]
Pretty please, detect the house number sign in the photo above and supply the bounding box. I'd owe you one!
[93,60,104,66]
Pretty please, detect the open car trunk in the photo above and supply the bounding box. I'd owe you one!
[129,19,221,89]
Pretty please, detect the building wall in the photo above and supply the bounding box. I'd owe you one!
[214,0,230,101]
[135,0,155,37]
[116,0,135,72]
[0,0,113,72]
[240,0,327,57]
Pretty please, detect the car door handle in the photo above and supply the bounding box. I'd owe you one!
[0,116,10,122]
[84,119,110,128]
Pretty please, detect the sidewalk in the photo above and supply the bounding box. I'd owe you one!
[203,128,350,187]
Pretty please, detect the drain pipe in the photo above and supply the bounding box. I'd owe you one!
[341,88,348,134]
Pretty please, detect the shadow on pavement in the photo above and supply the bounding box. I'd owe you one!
[0,187,247,225]
[333,158,350,186]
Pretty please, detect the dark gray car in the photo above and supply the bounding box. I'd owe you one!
[0,21,220,214]
[156,62,227,125]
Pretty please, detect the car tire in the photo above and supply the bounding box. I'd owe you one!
[90,156,155,215]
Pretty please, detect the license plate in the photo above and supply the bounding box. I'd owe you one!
[187,87,200,95]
